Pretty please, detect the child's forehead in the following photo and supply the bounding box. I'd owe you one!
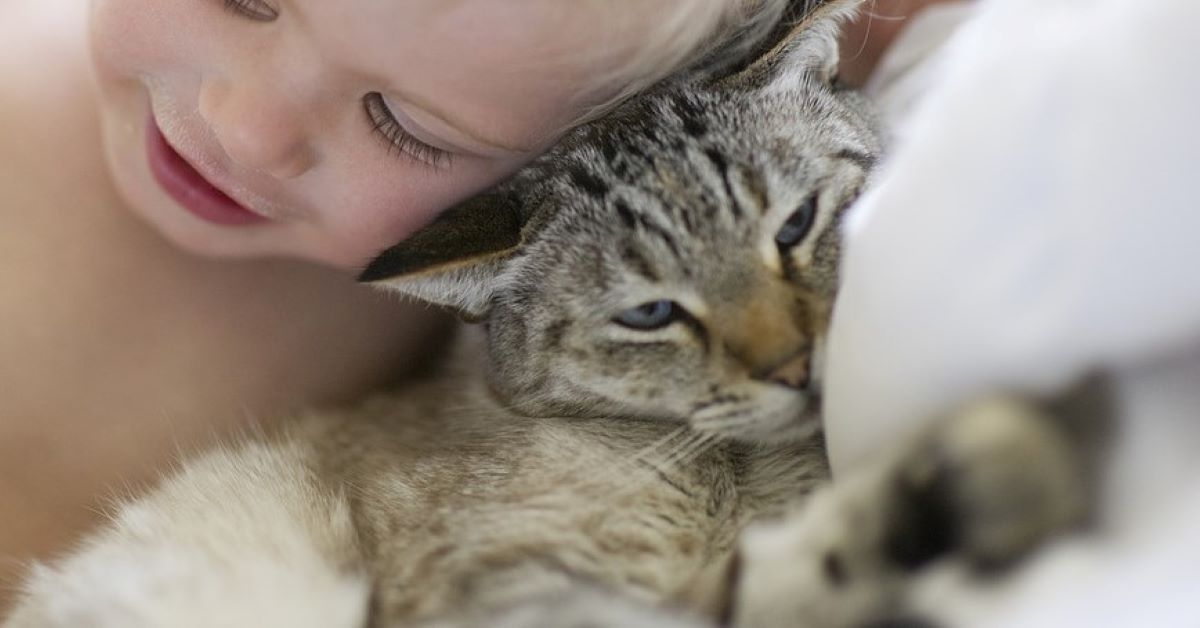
[277,0,689,151]
[297,0,665,70]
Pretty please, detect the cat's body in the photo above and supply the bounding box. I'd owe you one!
[260,334,823,624]
[5,330,823,627]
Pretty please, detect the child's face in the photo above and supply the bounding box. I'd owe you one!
[91,0,641,268]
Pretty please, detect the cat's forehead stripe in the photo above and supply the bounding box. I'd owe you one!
[613,198,683,262]
[702,148,744,222]
[671,94,709,139]
[620,243,661,282]
[567,164,611,200]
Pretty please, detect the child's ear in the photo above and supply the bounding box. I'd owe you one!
[358,191,526,321]
[721,0,862,90]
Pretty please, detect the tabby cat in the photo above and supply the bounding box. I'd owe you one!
[4,1,1100,627]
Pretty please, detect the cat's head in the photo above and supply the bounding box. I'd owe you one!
[361,0,880,444]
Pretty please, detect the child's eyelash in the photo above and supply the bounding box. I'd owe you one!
[363,93,454,170]
[222,0,278,21]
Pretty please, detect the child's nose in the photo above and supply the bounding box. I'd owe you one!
[199,79,316,180]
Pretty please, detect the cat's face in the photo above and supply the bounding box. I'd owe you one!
[363,1,880,444]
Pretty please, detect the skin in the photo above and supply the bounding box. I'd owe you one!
[0,0,693,614]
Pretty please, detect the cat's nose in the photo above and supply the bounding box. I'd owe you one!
[766,351,811,390]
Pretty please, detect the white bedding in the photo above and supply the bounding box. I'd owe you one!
[826,1,1200,624]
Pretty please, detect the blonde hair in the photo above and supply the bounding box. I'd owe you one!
[571,0,796,124]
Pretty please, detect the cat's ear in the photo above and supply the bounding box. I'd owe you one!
[358,191,526,321]
[721,0,861,90]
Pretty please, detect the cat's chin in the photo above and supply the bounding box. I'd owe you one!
[716,417,823,446]
[690,390,823,445]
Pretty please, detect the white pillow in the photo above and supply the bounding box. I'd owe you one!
[826,0,1200,472]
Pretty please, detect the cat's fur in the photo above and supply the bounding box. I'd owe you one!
[4,1,1105,626]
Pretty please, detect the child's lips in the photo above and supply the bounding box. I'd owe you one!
[145,114,270,227]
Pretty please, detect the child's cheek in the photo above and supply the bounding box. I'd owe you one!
[90,0,205,88]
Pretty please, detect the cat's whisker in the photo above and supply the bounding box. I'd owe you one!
[666,432,720,470]
[658,432,706,468]
[582,426,690,491]
[634,425,693,464]
[575,427,698,495]
[693,404,757,430]
[639,430,704,470]
[631,430,720,490]
[697,415,751,431]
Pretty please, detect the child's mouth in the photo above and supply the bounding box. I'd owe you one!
[145,114,268,227]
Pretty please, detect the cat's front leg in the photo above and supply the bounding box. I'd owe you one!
[4,439,367,628]
[728,378,1110,628]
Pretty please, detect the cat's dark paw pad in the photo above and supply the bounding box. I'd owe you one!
[886,396,1089,572]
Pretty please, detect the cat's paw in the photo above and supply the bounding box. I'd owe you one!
[885,396,1089,572]
[727,382,1108,628]
[728,469,906,628]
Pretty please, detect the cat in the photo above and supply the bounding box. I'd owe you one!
[3,1,1104,626]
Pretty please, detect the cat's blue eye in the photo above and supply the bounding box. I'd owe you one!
[614,300,679,331]
[775,196,818,249]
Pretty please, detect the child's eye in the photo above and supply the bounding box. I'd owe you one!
[223,0,278,21]
[363,93,454,170]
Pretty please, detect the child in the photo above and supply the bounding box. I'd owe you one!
[0,0,789,608]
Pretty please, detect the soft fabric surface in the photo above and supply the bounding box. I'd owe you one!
[826,0,1200,624]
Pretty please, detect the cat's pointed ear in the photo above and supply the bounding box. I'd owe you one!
[720,0,862,90]
[358,191,526,321]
